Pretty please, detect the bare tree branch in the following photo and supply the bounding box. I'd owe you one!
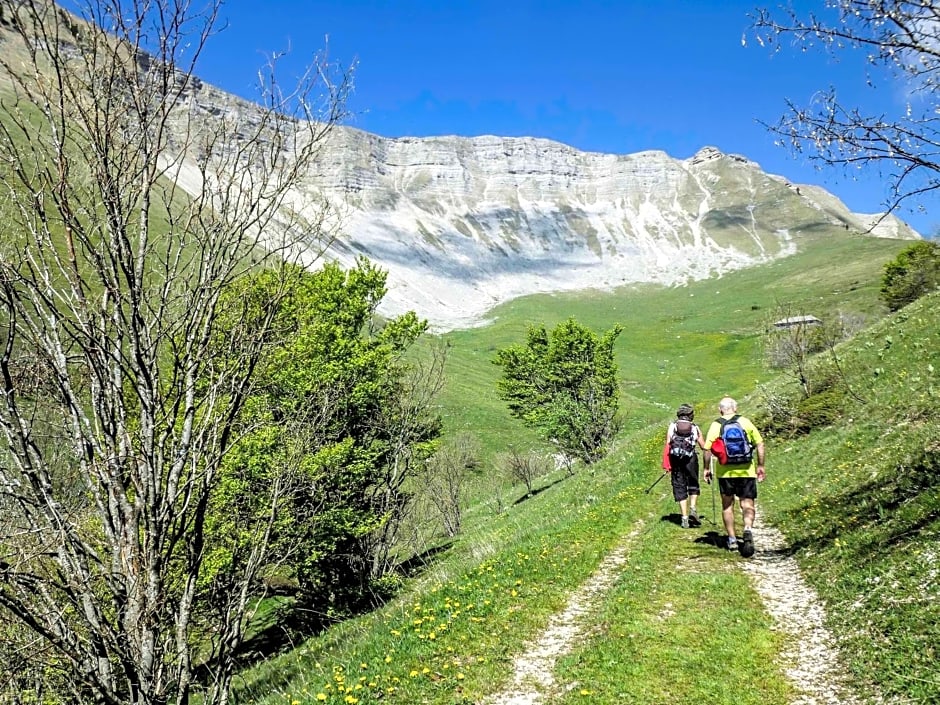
[752,1,940,217]
[0,1,350,703]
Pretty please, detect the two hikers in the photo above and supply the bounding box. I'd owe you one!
[664,404,707,528]
[703,396,765,557]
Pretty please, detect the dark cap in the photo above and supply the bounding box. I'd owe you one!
[676,403,694,420]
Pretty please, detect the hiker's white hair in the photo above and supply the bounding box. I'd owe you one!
[719,397,737,414]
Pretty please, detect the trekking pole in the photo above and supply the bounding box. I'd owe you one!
[644,471,667,494]
[709,456,717,525]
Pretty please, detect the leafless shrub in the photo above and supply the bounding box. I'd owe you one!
[498,447,554,497]
[0,1,351,703]
[357,340,448,581]
[420,432,481,538]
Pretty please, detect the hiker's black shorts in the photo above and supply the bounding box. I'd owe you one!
[718,477,758,500]
[669,454,700,501]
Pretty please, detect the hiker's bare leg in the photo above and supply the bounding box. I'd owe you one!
[741,497,755,531]
[721,494,736,537]
[678,497,689,518]
[689,494,698,511]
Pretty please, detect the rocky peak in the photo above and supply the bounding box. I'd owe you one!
[170,84,920,332]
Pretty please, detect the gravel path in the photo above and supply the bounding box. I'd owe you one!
[482,521,644,705]
[483,511,872,704]
[741,510,873,705]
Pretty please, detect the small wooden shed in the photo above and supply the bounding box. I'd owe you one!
[772,315,822,329]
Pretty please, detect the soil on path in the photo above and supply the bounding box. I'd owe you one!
[483,511,871,705]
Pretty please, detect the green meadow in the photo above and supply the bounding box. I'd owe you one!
[230,231,939,704]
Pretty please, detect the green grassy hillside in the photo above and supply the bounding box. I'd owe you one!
[439,232,910,455]
[9,9,934,705]
[755,291,940,702]
[229,232,939,705]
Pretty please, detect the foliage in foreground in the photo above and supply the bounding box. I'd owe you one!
[0,1,350,702]
[204,260,442,637]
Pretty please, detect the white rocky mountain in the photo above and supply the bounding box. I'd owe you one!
[0,13,918,333]
[175,84,920,332]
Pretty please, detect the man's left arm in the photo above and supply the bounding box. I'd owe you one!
[702,422,718,480]
[745,418,765,481]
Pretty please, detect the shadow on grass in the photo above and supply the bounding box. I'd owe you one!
[694,530,730,550]
[193,605,307,693]
[658,511,715,529]
[785,446,940,559]
[398,541,455,576]
[513,475,567,505]
[216,541,458,696]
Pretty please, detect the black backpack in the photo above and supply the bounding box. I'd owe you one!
[668,419,697,459]
[717,415,754,465]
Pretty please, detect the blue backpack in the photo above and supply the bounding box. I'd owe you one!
[717,415,753,465]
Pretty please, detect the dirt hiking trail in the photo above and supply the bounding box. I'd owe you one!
[483,510,872,705]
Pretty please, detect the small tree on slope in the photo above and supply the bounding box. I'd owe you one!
[493,318,623,466]
[881,240,940,311]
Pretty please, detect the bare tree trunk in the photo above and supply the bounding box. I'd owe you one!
[0,1,349,702]
[361,340,447,582]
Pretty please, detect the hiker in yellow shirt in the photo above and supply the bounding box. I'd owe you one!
[703,397,765,557]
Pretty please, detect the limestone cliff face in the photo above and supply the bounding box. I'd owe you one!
[298,132,917,329]
[172,84,919,331]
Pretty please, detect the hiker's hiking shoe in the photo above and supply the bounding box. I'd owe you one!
[681,516,690,529]
[726,536,738,552]
[689,508,701,527]
[741,529,755,558]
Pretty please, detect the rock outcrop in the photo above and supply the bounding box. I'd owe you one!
[174,82,920,331]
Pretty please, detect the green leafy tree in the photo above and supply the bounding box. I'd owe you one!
[205,260,443,629]
[880,240,940,311]
[493,318,623,465]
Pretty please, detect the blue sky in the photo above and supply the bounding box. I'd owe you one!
[192,0,936,236]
